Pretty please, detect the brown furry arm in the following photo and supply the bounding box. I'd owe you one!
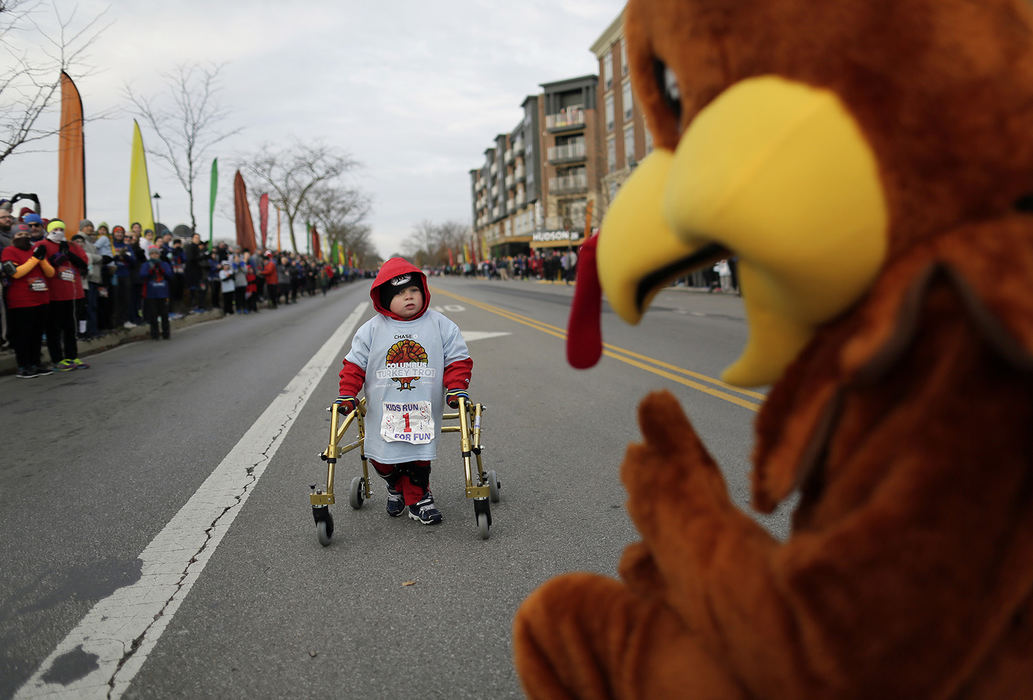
[619,278,1033,698]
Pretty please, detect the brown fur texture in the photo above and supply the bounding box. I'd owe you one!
[513,1,1033,697]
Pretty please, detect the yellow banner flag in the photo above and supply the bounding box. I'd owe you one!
[129,120,155,233]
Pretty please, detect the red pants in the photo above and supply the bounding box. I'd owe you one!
[369,459,431,505]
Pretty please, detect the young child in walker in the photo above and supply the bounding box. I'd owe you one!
[335,258,472,525]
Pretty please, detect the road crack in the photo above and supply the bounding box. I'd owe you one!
[104,396,306,698]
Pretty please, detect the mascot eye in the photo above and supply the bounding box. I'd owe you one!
[653,58,683,125]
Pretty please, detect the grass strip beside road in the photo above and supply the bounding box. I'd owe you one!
[431,286,764,413]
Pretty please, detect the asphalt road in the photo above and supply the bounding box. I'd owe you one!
[0,276,791,699]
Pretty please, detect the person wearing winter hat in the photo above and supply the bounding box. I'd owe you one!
[333,257,474,525]
[110,225,133,327]
[140,245,172,339]
[74,225,103,339]
[22,213,44,242]
[218,258,236,315]
[1,223,56,377]
[38,219,90,370]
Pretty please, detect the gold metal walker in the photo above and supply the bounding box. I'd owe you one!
[309,396,499,543]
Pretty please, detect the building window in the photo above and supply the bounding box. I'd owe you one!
[605,94,615,132]
[622,80,633,120]
[620,40,628,76]
[607,137,616,173]
[603,53,613,90]
[624,125,635,167]
[644,127,654,154]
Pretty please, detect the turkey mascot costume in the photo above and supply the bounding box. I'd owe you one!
[513,0,1033,697]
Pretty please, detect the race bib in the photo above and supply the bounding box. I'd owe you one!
[380,400,435,444]
[60,269,76,282]
[30,279,48,292]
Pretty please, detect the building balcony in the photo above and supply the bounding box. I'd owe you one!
[505,174,515,189]
[491,185,499,196]
[490,162,498,175]
[547,141,586,164]
[545,108,586,132]
[549,173,588,194]
[505,149,514,164]
[514,140,525,154]
[516,192,526,207]
[492,206,501,218]
[507,198,515,211]
[515,166,526,180]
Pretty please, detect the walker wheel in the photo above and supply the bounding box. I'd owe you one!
[316,513,334,546]
[349,476,365,509]
[476,512,490,540]
[487,470,501,503]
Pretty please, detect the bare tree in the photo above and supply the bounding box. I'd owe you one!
[0,0,111,166]
[125,63,240,232]
[403,219,469,267]
[303,183,376,263]
[238,141,359,253]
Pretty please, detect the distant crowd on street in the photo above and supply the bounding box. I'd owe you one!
[425,248,740,293]
[0,201,362,379]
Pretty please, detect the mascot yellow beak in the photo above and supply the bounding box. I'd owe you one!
[599,76,889,387]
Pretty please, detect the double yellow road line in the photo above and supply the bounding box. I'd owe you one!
[431,286,765,412]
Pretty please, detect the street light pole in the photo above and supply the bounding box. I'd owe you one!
[153,192,161,233]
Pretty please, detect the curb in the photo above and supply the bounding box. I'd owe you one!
[0,309,223,377]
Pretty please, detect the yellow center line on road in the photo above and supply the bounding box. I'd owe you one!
[431,286,764,412]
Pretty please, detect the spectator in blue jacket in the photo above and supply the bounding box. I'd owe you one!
[140,245,173,340]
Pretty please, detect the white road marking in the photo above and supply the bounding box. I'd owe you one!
[15,302,368,700]
[460,330,511,343]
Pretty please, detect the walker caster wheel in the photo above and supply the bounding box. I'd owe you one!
[487,470,501,503]
[316,513,334,546]
[476,512,490,540]
[349,476,365,509]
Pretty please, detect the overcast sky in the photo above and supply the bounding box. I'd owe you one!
[1,0,621,257]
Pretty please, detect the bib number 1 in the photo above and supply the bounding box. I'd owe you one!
[381,400,434,444]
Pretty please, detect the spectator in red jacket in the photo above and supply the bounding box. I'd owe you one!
[261,252,278,309]
[1,223,55,378]
[39,219,90,371]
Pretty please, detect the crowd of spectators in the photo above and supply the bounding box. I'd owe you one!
[431,248,739,293]
[0,200,359,379]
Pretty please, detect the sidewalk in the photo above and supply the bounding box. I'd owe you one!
[0,309,222,376]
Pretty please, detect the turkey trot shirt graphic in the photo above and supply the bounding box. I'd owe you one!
[375,336,436,390]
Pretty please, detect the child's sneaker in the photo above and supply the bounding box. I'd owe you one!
[71,358,90,369]
[386,485,405,517]
[56,359,76,372]
[408,491,443,525]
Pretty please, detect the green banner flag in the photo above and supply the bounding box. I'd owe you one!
[209,157,218,244]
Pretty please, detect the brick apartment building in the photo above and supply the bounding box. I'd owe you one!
[470,76,604,260]
[470,9,663,261]
[590,9,654,218]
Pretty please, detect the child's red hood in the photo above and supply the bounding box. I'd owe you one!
[370,257,430,320]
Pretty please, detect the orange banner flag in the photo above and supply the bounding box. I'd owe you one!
[58,72,86,226]
[233,170,258,252]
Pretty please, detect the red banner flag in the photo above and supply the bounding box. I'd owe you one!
[259,193,269,251]
[311,225,322,260]
[58,72,86,226]
[448,247,454,267]
[233,170,258,252]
